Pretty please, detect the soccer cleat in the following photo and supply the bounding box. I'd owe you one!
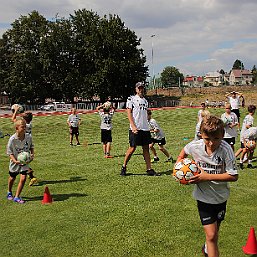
[146,169,157,176]
[29,178,38,186]
[77,143,81,146]
[13,197,25,204]
[165,156,173,163]
[247,163,253,169]
[151,157,160,163]
[201,245,208,257]
[70,142,73,146]
[239,163,244,169]
[7,192,13,200]
[106,155,113,158]
[120,166,127,176]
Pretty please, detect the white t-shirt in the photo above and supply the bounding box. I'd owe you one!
[184,139,238,204]
[99,111,114,130]
[7,133,34,173]
[148,118,165,140]
[228,96,240,109]
[240,114,254,142]
[221,112,238,138]
[67,114,80,127]
[198,110,203,123]
[242,127,257,141]
[26,122,32,135]
[126,95,149,131]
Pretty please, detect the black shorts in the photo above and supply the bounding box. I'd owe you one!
[101,129,112,143]
[223,137,236,146]
[151,137,166,145]
[197,200,227,225]
[9,170,28,177]
[231,109,240,120]
[129,130,151,147]
[70,127,79,135]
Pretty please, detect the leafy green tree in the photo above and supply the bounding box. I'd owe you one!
[232,59,244,70]
[252,65,257,84]
[160,66,184,88]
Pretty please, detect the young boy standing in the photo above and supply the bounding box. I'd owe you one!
[147,110,173,163]
[120,82,156,176]
[7,119,34,204]
[96,103,115,158]
[67,108,81,146]
[221,103,238,151]
[11,105,38,186]
[176,116,238,257]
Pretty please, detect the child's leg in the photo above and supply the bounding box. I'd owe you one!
[149,143,157,157]
[75,134,80,144]
[203,222,219,257]
[106,142,111,155]
[158,145,170,158]
[27,168,35,179]
[14,174,27,198]
[102,143,107,155]
[235,148,243,157]
[8,175,16,193]
[70,134,73,144]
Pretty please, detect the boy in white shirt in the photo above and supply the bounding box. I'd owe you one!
[176,116,238,257]
[67,108,81,146]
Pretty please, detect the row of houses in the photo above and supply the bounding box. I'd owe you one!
[183,69,253,87]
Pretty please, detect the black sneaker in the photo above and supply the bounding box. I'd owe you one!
[77,143,81,146]
[151,157,160,163]
[146,169,157,176]
[239,163,244,169]
[120,166,126,176]
[165,156,173,163]
[247,163,253,169]
[201,245,208,257]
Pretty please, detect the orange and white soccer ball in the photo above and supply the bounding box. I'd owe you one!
[173,158,200,185]
[11,104,24,114]
[103,101,112,110]
[245,140,256,150]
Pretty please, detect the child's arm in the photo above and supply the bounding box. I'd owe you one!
[190,171,238,183]
[11,106,19,122]
[176,148,188,163]
[9,154,21,165]
[96,104,104,111]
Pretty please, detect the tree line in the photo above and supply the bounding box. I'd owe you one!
[0,10,148,104]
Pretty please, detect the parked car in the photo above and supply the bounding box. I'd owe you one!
[39,103,55,111]
[39,102,71,112]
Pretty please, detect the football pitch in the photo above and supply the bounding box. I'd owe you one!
[0,107,256,257]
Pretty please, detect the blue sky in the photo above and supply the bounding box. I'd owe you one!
[1,0,257,77]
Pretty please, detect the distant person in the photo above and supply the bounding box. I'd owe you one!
[225,91,244,128]
[221,103,238,151]
[197,102,207,123]
[235,105,256,161]
[7,119,35,204]
[96,103,115,158]
[175,115,238,257]
[195,110,210,140]
[67,108,81,146]
[120,82,156,176]
[147,110,173,163]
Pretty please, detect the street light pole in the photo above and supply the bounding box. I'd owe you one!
[151,34,156,90]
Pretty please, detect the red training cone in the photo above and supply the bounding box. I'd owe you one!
[242,227,257,255]
[42,186,53,204]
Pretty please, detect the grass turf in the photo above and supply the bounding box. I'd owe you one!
[0,107,256,257]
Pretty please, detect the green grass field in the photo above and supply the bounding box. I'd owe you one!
[0,107,256,257]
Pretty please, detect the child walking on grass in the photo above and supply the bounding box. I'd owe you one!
[7,119,35,204]
[175,116,238,257]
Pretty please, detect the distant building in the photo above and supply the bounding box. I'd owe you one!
[204,71,223,86]
[229,69,253,85]
[183,76,204,87]
[0,91,9,105]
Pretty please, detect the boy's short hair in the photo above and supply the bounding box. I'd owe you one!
[248,105,256,113]
[225,103,231,109]
[15,118,26,128]
[147,110,152,115]
[200,115,224,136]
[23,112,33,123]
[201,110,210,119]
[103,108,109,113]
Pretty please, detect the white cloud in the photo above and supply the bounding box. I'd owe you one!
[1,0,257,76]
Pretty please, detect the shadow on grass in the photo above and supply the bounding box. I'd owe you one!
[35,176,87,186]
[125,169,172,176]
[24,192,87,202]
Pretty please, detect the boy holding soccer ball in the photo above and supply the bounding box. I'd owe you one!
[176,116,238,257]
[11,105,38,186]
[6,119,34,204]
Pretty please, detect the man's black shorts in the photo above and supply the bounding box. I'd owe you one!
[197,200,227,225]
[129,130,151,147]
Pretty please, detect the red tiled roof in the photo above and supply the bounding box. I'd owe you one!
[231,69,252,77]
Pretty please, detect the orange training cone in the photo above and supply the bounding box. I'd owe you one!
[42,186,53,204]
[242,227,257,255]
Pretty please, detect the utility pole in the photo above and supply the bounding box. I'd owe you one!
[151,34,156,91]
